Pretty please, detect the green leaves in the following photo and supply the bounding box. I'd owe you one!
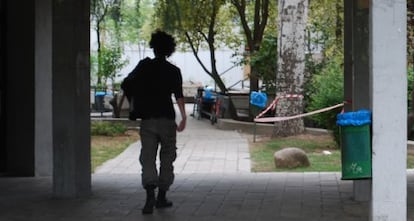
[250,34,278,92]
[100,44,128,86]
[306,58,343,143]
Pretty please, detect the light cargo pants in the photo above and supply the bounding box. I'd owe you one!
[139,118,177,191]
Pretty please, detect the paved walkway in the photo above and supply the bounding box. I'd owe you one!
[2,105,414,220]
[94,109,251,174]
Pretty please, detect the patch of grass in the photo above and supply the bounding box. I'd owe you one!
[408,154,414,169]
[91,128,139,173]
[250,134,340,172]
[91,121,128,136]
[251,134,414,172]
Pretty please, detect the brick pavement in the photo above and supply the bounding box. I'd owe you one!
[2,105,414,220]
[94,111,251,174]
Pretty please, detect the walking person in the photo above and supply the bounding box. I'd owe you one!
[121,30,187,214]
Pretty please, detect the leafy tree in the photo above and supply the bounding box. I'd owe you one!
[154,0,244,119]
[121,0,155,59]
[250,34,278,93]
[154,0,232,94]
[304,0,344,134]
[91,0,113,87]
[100,44,127,88]
[230,0,271,93]
[90,0,132,90]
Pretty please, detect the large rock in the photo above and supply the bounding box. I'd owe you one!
[274,147,310,169]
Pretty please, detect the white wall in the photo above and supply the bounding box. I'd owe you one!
[119,48,245,90]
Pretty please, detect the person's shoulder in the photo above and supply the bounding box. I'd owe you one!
[139,57,152,65]
[166,61,181,72]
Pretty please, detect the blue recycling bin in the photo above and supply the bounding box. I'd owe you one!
[250,91,267,116]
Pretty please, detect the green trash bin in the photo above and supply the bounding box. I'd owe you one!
[339,124,371,179]
[337,110,372,180]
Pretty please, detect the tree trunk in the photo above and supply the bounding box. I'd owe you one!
[109,93,125,118]
[274,0,308,136]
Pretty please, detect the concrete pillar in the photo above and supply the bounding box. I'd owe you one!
[35,0,53,176]
[52,0,91,198]
[344,0,372,202]
[370,0,407,220]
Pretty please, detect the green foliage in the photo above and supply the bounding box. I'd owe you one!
[100,44,128,85]
[408,68,414,112]
[307,0,343,55]
[91,121,127,136]
[304,0,344,141]
[306,58,343,143]
[122,0,155,43]
[250,34,278,93]
[231,0,273,91]
[153,0,235,93]
[91,0,142,89]
[90,52,99,85]
[408,2,414,66]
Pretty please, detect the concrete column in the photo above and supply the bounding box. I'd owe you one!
[52,0,91,198]
[370,0,407,220]
[344,0,372,202]
[35,0,53,176]
[351,0,372,202]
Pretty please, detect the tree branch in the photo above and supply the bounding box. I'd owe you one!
[232,0,253,49]
[185,32,213,78]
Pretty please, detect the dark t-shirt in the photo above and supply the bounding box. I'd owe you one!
[122,57,183,120]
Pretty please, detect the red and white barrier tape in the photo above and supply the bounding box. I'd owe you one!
[255,94,304,119]
[254,102,345,123]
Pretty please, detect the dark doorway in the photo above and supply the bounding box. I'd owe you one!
[0,0,6,173]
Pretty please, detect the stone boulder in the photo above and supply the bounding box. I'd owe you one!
[274,147,310,169]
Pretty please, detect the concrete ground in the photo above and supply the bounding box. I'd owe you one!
[1,104,414,220]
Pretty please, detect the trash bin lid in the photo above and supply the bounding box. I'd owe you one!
[336,109,371,126]
[95,91,106,96]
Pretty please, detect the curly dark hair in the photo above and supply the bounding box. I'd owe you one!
[149,30,176,57]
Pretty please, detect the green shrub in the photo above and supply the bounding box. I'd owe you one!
[408,68,414,112]
[250,34,278,93]
[307,59,344,144]
[91,121,127,136]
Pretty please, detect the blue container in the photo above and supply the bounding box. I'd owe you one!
[250,91,267,108]
[95,91,106,96]
[336,109,371,126]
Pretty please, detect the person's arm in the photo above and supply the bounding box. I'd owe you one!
[176,97,186,132]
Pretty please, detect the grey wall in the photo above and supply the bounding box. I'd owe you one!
[344,0,372,202]
[35,0,53,176]
[52,0,91,197]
